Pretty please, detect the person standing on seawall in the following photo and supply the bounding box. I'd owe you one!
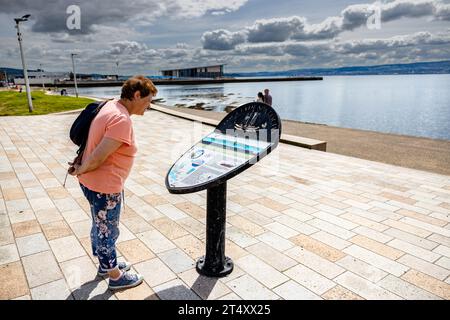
[256,91,265,103]
[69,75,158,290]
[263,88,272,106]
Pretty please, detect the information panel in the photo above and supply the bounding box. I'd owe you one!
[166,102,281,194]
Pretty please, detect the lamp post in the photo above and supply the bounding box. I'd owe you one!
[71,53,79,98]
[40,63,45,89]
[3,71,8,88]
[15,14,33,112]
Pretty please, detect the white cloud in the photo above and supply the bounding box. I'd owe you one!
[380,0,436,22]
[221,30,450,70]
[176,43,189,49]
[336,31,450,54]
[435,3,450,20]
[172,0,248,18]
[201,29,247,50]
[107,41,148,55]
[0,0,250,34]
[4,28,449,73]
[246,16,306,42]
[299,17,344,40]
[2,0,450,73]
[202,0,450,50]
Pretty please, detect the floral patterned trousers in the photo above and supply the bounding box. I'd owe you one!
[80,183,121,271]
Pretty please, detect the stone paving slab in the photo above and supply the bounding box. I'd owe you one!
[0,110,450,300]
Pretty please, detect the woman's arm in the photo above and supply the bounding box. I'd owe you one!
[69,137,123,176]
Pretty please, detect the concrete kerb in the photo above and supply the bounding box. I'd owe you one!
[150,104,327,151]
[50,96,327,151]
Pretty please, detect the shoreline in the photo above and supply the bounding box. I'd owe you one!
[31,90,450,176]
[41,76,323,88]
[154,104,450,176]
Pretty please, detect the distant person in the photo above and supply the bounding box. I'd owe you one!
[263,89,272,106]
[69,75,158,290]
[256,92,265,103]
[18,85,22,93]
[60,88,67,96]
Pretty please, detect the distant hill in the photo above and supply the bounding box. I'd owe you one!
[3,60,450,80]
[225,60,450,77]
[0,67,106,79]
[0,67,37,77]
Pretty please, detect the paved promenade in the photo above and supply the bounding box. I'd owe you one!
[1,110,449,300]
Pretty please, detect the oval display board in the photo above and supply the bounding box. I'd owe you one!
[166,102,282,194]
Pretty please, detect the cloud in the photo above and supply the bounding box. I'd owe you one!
[339,3,374,30]
[1,0,148,34]
[172,0,248,18]
[2,0,450,73]
[211,11,227,16]
[299,17,344,40]
[50,33,77,44]
[243,15,343,43]
[435,3,450,20]
[234,44,286,56]
[202,0,450,50]
[3,27,449,74]
[380,0,436,22]
[202,15,342,49]
[0,0,249,34]
[201,29,247,50]
[223,30,450,70]
[176,43,189,49]
[335,31,450,54]
[159,48,189,59]
[107,41,148,55]
[339,0,450,30]
[246,16,306,42]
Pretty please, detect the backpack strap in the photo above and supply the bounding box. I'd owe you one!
[76,99,113,156]
[96,99,112,111]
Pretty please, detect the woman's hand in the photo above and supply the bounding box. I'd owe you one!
[68,163,83,176]
[68,156,84,176]
[67,138,123,177]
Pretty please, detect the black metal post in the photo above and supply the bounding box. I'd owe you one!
[196,181,233,277]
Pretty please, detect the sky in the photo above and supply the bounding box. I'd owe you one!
[0,0,449,74]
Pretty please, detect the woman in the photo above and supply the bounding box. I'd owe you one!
[69,75,157,290]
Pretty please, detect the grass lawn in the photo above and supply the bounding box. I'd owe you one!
[0,90,96,116]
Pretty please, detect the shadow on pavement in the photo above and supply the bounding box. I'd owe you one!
[67,273,221,300]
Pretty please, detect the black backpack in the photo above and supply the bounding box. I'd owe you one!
[66,99,126,208]
[69,100,110,156]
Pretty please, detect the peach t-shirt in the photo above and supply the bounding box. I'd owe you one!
[78,99,137,193]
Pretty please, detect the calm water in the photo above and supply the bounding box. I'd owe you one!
[73,74,450,140]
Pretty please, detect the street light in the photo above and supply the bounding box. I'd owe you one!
[39,63,45,89]
[71,53,79,98]
[3,71,9,88]
[15,14,33,112]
